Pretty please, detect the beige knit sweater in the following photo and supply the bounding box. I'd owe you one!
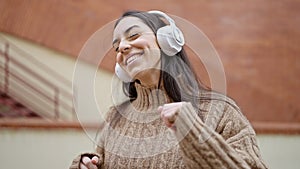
[70,83,267,169]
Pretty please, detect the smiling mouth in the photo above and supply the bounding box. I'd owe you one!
[125,52,144,65]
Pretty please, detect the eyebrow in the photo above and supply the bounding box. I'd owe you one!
[112,25,140,45]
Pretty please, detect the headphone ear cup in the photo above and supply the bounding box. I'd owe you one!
[115,63,132,83]
[156,25,184,56]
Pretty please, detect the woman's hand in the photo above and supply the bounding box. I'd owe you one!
[80,156,99,169]
[158,102,185,130]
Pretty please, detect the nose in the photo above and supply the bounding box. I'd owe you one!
[118,39,131,54]
[116,39,131,64]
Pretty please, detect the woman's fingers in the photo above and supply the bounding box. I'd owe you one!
[164,111,178,123]
[91,156,99,165]
[158,102,183,129]
[80,163,88,169]
[157,106,163,113]
[81,156,98,169]
[82,156,91,164]
[161,110,178,128]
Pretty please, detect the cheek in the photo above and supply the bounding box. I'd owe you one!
[133,36,159,49]
[147,35,160,49]
[116,52,123,64]
[132,38,149,48]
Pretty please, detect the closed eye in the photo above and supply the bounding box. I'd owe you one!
[115,47,119,52]
[112,33,141,53]
[113,44,119,52]
[128,33,140,40]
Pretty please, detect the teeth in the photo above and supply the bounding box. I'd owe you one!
[126,55,139,65]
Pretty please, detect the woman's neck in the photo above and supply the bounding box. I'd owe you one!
[135,69,161,88]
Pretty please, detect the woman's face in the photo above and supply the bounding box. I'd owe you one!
[113,16,161,83]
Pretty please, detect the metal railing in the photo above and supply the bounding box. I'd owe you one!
[0,36,75,121]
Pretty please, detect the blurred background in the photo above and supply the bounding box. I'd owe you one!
[0,0,299,168]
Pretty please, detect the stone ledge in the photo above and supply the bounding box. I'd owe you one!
[1,118,300,134]
[0,118,101,130]
[252,122,300,135]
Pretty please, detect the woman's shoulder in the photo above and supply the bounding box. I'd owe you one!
[104,100,131,123]
[197,90,252,135]
[198,90,241,113]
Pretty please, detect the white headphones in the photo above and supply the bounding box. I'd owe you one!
[148,10,185,56]
[115,10,185,83]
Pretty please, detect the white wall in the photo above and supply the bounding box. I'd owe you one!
[0,128,299,169]
[258,135,300,169]
[0,32,120,122]
[0,128,96,169]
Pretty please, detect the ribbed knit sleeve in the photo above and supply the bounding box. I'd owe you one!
[174,101,268,169]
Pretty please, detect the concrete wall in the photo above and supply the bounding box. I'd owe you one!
[0,32,118,122]
[0,128,95,169]
[0,128,299,169]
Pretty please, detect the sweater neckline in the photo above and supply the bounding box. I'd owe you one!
[131,82,171,112]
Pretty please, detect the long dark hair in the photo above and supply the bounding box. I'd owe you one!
[114,11,209,106]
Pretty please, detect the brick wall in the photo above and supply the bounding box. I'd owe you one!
[0,0,299,131]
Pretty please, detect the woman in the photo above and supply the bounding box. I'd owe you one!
[70,10,267,169]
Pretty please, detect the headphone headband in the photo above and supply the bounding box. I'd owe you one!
[148,10,176,26]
